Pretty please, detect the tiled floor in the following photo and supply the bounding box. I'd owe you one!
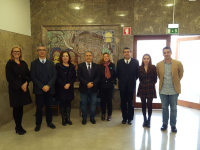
[0,106,200,150]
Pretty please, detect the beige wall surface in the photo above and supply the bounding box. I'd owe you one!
[0,0,31,36]
[0,29,34,127]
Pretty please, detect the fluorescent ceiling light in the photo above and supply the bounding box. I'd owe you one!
[168,24,179,28]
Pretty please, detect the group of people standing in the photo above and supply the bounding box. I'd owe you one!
[5,44,183,135]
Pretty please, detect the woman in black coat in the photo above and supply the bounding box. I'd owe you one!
[5,45,32,135]
[55,51,76,126]
[137,54,157,128]
[99,52,116,121]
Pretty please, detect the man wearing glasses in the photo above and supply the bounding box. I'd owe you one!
[30,44,57,132]
[157,47,184,133]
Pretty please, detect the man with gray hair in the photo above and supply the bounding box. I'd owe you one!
[77,51,100,125]
[31,44,57,132]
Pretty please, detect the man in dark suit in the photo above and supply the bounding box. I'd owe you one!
[116,47,139,125]
[30,44,57,131]
[77,51,100,125]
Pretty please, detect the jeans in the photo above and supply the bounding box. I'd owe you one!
[80,90,97,119]
[159,94,179,126]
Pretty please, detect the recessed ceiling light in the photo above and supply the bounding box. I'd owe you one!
[75,7,80,9]
[121,24,124,27]
[166,4,173,6]
[119,14,125,16]
[88,20,93,23]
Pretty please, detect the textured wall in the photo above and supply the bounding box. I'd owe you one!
[30,0,200,110]
[0,29,34,127]
[30,0,134,109]
[134,0,200,35]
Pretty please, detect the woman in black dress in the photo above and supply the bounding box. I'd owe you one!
[5,45,32,135]
[55,51,76,126]
[99,52,116,121]
[137,54,157,128]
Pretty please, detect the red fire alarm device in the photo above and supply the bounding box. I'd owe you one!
[123,27,131,35]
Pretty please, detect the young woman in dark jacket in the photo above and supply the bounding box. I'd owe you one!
[55,51,76,126]
[137,54,157,128]
[5,45,32,135]
[98,52,116,121]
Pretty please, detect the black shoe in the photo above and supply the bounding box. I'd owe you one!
[122,120,127,124]
[35,125,41,132]
[161,124,167,131]
[82,119,87,125]
[21,127,27,133]
[66,107,73,125]
[90,119,96,124]
[128,120,133,125]
[47,123,56,129]
[17,126,26,133]
[146,117,151,128]
[171,126,177,133]
[15,128,24,135]
[142,116,147,127]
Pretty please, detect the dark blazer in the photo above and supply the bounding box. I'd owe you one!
[6,60,32,107]
[30,58,57,95]
[55,63,76,101]
[98,63,116,89]
[77,62,100,93]
[137,65,157,98]
[116,58,139,92]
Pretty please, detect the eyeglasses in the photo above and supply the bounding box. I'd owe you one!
[37,49,46,52]
[13,51,21,53]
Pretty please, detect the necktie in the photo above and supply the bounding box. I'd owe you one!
[42,60,44,64]
[88,64,91,76]
[127,61,128,64]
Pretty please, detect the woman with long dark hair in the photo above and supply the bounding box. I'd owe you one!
[55,51,76,126]
[137,54,157,128]
[6,45,32,135]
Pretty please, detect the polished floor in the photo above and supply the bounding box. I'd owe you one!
[0,106,200,150]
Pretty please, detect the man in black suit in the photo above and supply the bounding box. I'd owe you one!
[30,44,57,131]
[77,51,100,125]
[116,47,139,125]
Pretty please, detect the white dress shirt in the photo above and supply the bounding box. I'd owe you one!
[85,61,92,69]
[39,58,46,64]
[124,58,131,64]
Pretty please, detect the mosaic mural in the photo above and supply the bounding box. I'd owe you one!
[48,30,115,70]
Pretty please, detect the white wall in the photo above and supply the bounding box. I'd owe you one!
[0,0,31,36]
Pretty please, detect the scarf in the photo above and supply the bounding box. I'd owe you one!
[103,62,111,79]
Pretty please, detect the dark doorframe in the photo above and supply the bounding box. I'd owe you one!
[133,35,171,109]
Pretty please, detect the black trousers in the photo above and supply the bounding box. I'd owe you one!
[120,88,134,121]
[35,92,53,125]
[99,87,114,115]
[60,100,71,108]
[13,106,23,129]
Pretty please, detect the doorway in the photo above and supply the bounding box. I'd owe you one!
[133,35,200,110]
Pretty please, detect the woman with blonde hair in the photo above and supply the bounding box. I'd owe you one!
[98,52,116,121]
[5,45,32,135]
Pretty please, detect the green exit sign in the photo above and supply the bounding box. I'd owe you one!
[166,28,179,34]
